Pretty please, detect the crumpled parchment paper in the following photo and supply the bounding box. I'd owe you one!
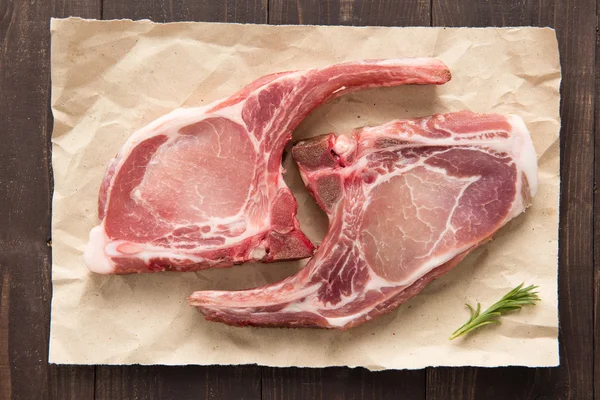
[49,18,560,369]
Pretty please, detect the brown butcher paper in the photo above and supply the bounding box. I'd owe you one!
[49,18,560,369]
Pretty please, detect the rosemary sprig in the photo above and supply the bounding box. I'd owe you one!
[449,283,540,340]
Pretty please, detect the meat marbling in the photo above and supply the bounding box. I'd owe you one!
[188,111,538,329]
[84,59,451,274]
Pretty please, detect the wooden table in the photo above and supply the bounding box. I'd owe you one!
[0,0,596,399]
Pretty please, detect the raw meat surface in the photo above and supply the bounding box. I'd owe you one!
[84,59,451,274]
[188,111,538,329]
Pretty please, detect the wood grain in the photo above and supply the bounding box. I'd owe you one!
[262,367,425,400]
[595,8,600,400]
[48,366,95,400]
[102,0,267,23]
[0,272,11,400]
[432,0,555,26]
[428,0,596,399]
[426,367,567,400]
[269,0,429,25]
[0,2,54,397]
[95,365,261,400]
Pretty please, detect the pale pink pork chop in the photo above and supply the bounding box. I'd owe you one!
[188,111,538,329]
[84,59,452,274]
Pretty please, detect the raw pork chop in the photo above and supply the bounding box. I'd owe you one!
[84,59,451,274]
[189,111,538,329]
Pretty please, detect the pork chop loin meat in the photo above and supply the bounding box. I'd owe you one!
[84,59,451,274]
[188,111,538,329]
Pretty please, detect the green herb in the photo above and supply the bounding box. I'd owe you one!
[449,283,540,340]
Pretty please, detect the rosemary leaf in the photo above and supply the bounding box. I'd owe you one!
[449,283,541,340]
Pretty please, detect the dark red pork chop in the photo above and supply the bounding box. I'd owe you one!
[188,111,538,329]
[84,59,451,274]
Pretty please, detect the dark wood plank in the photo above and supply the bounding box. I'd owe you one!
[48,366,95,400]
[427,367,567,399]
[262,1,429,399]
[1,271,10,400]
[428,1,596,399]
[0,0,99,399]
[269,0,429,25]
[595,8,600,400]
[262,367,425,400]
[0,2,52,398]
[95,365,261,400]
[432,0,554,27]
[95,2,267,399]
[102,0,267,23]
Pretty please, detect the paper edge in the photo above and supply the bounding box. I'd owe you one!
[47,19,562,369]
[50,16,558,33]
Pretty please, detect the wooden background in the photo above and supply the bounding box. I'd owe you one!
[0,0,596,399]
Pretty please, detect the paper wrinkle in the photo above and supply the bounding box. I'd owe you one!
[49,18,561,369]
